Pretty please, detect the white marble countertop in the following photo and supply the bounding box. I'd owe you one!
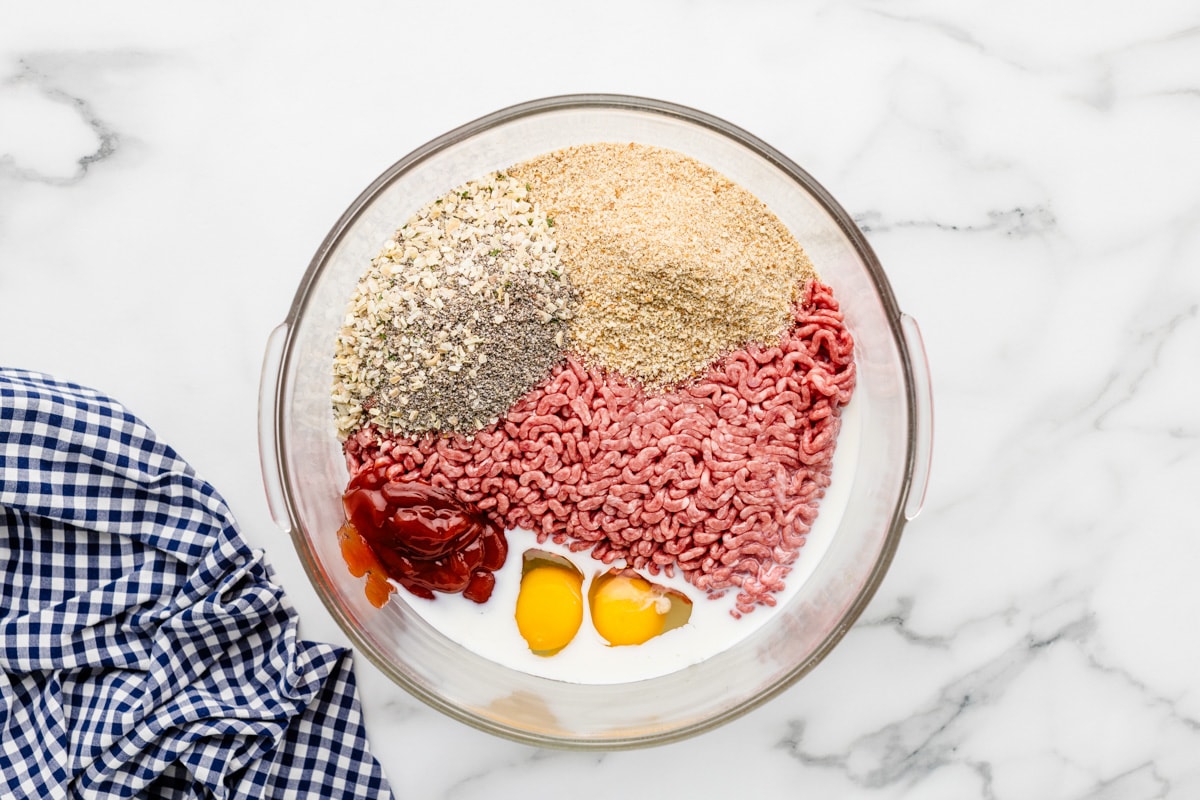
[4,3,1198,797]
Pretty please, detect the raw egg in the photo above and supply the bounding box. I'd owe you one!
[589,569,692,646]
[514,551,584,656]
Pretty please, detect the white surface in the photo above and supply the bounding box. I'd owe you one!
[3,3,1198,797]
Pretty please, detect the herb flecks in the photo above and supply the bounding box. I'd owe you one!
[332,170,575,438]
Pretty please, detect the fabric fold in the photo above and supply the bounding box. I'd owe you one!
[1,368,393,799]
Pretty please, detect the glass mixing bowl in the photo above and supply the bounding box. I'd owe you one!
[258,94,933,748]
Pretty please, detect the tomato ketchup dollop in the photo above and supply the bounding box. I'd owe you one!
[338,464,507,606]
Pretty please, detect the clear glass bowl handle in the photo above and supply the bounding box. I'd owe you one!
[901,313,933,520]
[258,322,293,535]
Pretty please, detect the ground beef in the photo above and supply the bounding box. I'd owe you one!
[345,280,855,615]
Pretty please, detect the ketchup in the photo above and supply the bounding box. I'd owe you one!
[339,465,507,606]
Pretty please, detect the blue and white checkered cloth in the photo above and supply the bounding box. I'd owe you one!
[0,368,394,799]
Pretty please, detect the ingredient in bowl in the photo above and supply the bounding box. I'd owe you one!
[337,521,395,609]
[333,140,856,677]
[342,466,507,603]
[514,550,584,655]
[508,142,816,388]
[332,172,575,438]
[589,569,692,646]
[345,280,854,616]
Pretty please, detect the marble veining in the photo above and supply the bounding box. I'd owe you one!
[855,206,1059,237]
[2,2,1199,798]
[0,56,119,185]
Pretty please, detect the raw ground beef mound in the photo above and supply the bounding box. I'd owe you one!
[345,280,855,615]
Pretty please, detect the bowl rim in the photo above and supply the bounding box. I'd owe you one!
[264,93,924,749]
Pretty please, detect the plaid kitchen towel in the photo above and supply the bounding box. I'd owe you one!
[0,368,394,799]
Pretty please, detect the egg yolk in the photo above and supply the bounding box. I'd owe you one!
[515,566,584,655]
[589,574,671,646]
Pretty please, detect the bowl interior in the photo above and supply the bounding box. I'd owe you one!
[268,96,918,747]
